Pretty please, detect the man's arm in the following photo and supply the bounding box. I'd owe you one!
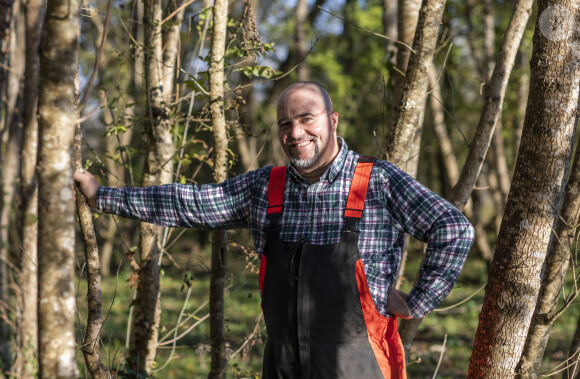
[73,168,271,230]
[382,162,475,319]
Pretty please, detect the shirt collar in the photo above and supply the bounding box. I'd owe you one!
[287,137,348,184]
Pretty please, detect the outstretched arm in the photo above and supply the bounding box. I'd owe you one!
[73,170,99,208]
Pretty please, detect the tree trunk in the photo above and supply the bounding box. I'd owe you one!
[208,0,229,377]
[449,0,533,212]
[382,0,397,59]
[128,0,179,373]
[389,0,420,132]
[386,0,445,171]
[0,0,24,370]
[16,0,44,376]
[74,123,110,378]
[428,67,460,187]
[36,0,81,376]
[467,1,580,376]
[295,0,309,81]
[515,98,580,377]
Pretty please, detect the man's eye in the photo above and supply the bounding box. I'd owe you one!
[300,117,313,123]
[279,122,291,129]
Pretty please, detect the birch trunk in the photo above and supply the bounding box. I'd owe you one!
[389,0,420,126]
[386,0,445,171]
[17,0,44,376]
[36,0,81,376]
[128,0,179,373]
[208,0,229,376]
[1,0,24,369]
[467,1,580,376]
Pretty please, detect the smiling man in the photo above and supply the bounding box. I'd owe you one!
[74,81,474,378]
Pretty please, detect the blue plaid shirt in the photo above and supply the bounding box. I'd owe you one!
[97,138,474,318]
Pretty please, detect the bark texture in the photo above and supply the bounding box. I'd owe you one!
[467,1,580,376]
[516,103,580,377]
[74,124,110,378]
[16,0,44,376]
[208,0,229,377]
[0,0,23,370]
[386,0,445,172]
[129,0,180,373]
[36,0,81,376]
[449,0,533,212]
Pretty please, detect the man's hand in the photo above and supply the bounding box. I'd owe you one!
[73,170,99,208]
[386,288,414,319]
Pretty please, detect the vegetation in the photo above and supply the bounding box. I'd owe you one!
[1,0,580,377]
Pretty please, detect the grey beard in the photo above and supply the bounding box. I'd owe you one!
[289,143,320,169]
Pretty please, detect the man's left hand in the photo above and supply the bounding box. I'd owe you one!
[386,288,414,319]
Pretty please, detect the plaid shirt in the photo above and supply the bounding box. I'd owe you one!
[97,138,474,318]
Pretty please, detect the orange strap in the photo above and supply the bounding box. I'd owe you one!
[344,157,376,219]
[267,166,287,215]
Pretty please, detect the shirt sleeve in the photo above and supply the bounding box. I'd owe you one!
[96,168,270,230]
[382,163,475,319]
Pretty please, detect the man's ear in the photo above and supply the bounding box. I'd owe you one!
[330,111,339,132]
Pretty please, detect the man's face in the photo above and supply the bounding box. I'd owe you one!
[277,86,339,174]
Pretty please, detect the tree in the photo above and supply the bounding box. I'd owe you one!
[36,0,81,376]
[15,0,44,376]
[208,0,229,376]
[0,0,23,370]
[128,0,183,373]
[467,1,580,376]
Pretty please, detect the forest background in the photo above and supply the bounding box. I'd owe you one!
[2,0,580,377]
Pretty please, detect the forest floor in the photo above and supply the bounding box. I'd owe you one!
[75,234,579,378]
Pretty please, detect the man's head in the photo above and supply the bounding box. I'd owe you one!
[277,82,339,175]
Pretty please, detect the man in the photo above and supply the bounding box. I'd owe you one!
[75,82,474,378]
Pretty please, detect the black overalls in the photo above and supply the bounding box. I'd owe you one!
[258,158,407,379]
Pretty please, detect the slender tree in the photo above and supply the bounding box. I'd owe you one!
[0,0,24,369]
[467,1,580,376]
[208,0,229,376]
[386,0,445,172]
[128,0,183,373]
[16,0,44,376]
[36,0,81,376]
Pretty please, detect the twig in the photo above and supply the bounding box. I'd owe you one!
[434,283,486,312]
[541,345,580,377]
[157,313,210,346]
[432,334,447,379]
[317,6,415,53]
[161,0,196,25]
[153,284,194,372]
[228,313,263,360]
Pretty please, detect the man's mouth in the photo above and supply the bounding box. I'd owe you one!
[293,140,312,148]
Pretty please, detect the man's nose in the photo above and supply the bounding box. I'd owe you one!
[288,122,304,139]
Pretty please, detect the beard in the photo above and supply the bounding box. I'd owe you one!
[287,138,320,169]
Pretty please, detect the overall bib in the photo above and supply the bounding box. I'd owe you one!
[259,158,407,379]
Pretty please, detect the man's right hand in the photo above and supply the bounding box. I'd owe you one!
[73,170,99,208]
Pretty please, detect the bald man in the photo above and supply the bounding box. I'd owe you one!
[75,82,474,378]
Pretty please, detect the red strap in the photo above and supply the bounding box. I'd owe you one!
[267,166,287,215]
[344,158,375,219]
